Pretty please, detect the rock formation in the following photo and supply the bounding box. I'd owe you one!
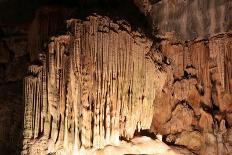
[134,0,232,41]
[22,15,166,154]
[0,0,231,155]
[151,33,232,154]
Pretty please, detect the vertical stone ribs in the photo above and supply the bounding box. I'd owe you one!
[23,15,163,154]
[23,64,44,147]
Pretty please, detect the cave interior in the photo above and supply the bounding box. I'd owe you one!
[0,0,231,155]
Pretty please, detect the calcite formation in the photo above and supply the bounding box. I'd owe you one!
[1,1,231,154]
[22,15,165,154]
[134,0,232,41]
[151,33,232,154]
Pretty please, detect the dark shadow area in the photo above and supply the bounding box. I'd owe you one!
[134,129,157,140]
[0,81,25,155]
[0,0,155,38]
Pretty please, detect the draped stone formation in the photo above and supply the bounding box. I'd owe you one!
[22,15,165,155]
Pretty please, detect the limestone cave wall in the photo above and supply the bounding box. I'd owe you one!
[152,34,232,154]
[22,15,166,154]
[0,0,231,155]
[134,0,232,41]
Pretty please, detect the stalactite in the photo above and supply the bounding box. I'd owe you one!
[27,7,73,61]
[22,15,165,155]
[23,65,44,153]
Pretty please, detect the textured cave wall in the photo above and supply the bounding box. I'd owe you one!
[134,0,232,41]
[151,34,232,154]
[0,1,152,154]
[0,0,231,154]
[22,15,166,155]
[145,1,232,152]
[0,22,29,155]
[0,6,76,154]
[130,1,232,154]
[28,6,74,61]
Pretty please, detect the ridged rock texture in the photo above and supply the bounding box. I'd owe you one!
[28,6,74,61]
[0,0,231,155]
[22,15,166,155]
[151,33,232,154]
[134,0,232,41]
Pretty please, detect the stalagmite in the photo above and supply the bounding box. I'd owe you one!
[22,15,166,154]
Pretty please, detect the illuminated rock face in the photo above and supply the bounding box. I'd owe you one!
[22,15,166,154]
[151,34,232,154]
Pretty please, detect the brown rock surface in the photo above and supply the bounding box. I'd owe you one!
[151,33,232,154]
[199,109,213,133]
[134,0,232,41]
[0,41,10,63]
[201,133,218,155]
[175,131,203,151]
[22,15,166,154]
[0,1,231,154]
